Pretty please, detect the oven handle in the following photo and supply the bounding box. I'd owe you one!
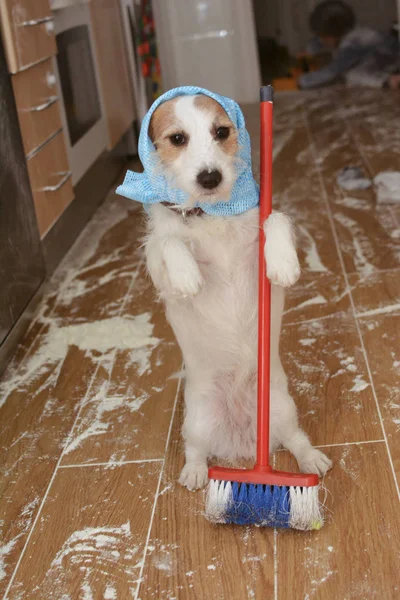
[25,96,59,113]
[39,171,72,192]
[19,16,54,27]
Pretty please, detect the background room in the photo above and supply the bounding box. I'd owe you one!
[0,1,399,599]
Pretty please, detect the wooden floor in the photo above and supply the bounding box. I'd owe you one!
[1,87,399,599]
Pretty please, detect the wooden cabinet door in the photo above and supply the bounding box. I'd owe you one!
[0,0,56,73]
[27,131,74,237]
[12,58,63,157]
[90,0,135,149]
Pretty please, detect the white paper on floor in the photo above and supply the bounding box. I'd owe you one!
[336,166,372,191]
[373,171,400,204]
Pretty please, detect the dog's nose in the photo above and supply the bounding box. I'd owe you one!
[197,170,222,190]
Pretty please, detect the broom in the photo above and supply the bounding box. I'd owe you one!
[205,85,324,531]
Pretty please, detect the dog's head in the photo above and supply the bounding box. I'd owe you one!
[149,95,239,204]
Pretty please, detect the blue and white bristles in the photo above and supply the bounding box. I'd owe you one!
[205,480,324,531]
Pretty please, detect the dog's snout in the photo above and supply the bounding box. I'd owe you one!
[197,169,222,190]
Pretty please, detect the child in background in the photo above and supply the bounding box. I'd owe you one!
[298,1,400,90]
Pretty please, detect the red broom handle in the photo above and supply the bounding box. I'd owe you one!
[257,86,274,468]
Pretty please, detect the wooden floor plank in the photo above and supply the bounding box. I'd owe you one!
[139,398,275,600]
[280,312,381,447]
[359,312,400,483]
[349,269,400,316]
[275,444,400,600]
[60,256,181,466]
[0,195,147,592]
[7,462,161,599]
[0,347,98,595]
[305,95,400,276]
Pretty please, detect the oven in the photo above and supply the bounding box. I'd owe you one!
[52,0,107,185]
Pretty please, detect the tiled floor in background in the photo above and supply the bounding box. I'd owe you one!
[0,87,399,599]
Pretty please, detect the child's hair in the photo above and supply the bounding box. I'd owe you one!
[309,1,355,39]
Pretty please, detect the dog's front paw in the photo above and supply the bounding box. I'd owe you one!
[168,264,204,297]
[298,448,332,477]
[266,250,301,288]
[179,462,209,491]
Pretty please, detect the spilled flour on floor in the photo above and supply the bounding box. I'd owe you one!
[303,542,338,599]
[103,585,117,599]
[285,294,327,315]
[0,314,159,409]
[350,376,369,392]
[64,380,150,454]
[0,538,18,581]
[36,521,141,596]
[373,171,400,204]
[297,225,328,272]
[339,447,360,481]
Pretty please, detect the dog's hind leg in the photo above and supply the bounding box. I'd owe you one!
[178,375,214,491]
[271,386,332,477]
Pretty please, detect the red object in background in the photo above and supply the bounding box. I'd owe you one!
[138,42,149,56]
[141,62,150,77]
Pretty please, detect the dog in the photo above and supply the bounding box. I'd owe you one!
[143,93,332,490]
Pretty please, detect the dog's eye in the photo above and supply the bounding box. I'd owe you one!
[216,126,230,140]
[169,133,186,146]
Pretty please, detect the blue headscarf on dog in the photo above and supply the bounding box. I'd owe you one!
[116,86,259,216]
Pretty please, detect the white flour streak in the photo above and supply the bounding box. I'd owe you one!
[334,213,375,276]
[336,196,371,210]
[356,303,400,318]
[298,225,328,272]
[38,522,140,595]
[64,382,149,454]
[353,239,375,277]
[169,369,186,380]
[0,538,18,581]
[339,447,359,481]
[350,377,369,392]
[158,484,172,496]
[299,338,317,346]
[60,267,133,306]
[0,314,159,408]
[273,129,293,161]
[285,295,327,315]
[373,172,400,204]
[104,585,117,599]
[56,202,131,279]
[82,579,94,600]
[153,553,173,573]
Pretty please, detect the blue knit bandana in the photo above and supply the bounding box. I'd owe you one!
[116,86,259,216]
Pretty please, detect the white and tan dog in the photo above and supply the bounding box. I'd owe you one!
[141,93,332,490]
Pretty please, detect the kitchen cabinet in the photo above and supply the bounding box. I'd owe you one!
[89,0,135,149]
[0,32,45,349]
[0,0,75,238]
[27,131,74,237]
[12,58,63,157]
[0,0,56,73]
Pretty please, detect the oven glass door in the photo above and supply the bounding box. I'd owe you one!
[56,25,101,146]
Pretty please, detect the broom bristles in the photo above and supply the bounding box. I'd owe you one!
[205,479,324,531]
